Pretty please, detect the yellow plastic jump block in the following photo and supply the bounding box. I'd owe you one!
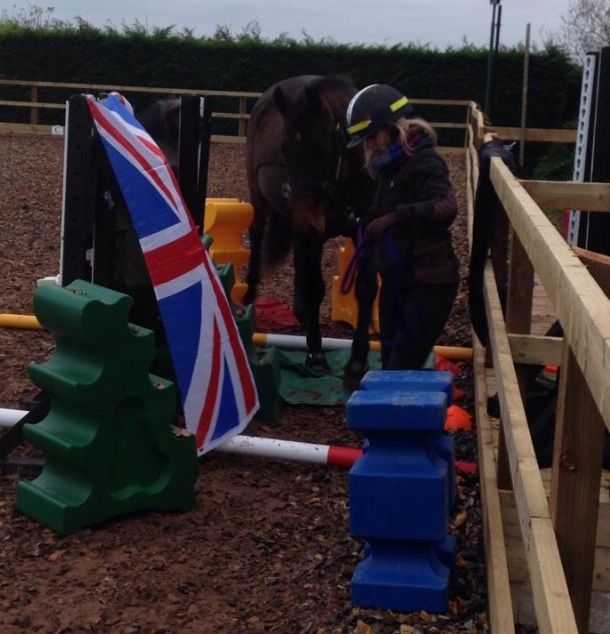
[204,199,253,302]
[331,239,380,333]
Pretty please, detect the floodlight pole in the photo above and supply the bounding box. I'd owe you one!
[519,23,531,169]
[484,0,502,120]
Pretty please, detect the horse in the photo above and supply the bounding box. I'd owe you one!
[242,75,377,374]
[133,84,378,385]
[136,98,181,172]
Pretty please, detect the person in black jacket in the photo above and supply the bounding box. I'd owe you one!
[344,84,459,378]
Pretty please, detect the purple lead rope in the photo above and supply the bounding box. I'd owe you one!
[340,226,368,295]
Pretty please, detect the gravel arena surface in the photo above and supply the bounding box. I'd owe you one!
[0,136,489,633]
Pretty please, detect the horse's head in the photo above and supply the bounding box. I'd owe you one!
[273,79,347,206]
[273,78,351,234]
[136,98,181,173]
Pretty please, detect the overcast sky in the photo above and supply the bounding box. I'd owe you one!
[24,0,571,50]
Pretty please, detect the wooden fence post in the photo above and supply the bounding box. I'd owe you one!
[238,97,247,139]
[550,246,610,633]
[550,345,605,634]
[30,86,38,125]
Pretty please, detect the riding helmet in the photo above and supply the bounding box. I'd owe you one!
[345,84,412,148]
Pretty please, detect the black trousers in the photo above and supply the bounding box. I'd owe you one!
[379,281,459,370]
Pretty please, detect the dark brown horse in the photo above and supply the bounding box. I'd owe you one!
[243,75,376,372]
[136,98,181,171]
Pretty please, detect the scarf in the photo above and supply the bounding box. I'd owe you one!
[371,129,433,173]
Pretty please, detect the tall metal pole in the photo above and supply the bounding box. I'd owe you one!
[484,2,497,116]
[494,3,502,54]
[519,23,531,169]
[491,2,502,118]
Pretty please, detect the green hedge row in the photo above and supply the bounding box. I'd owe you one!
[0,29,581,129]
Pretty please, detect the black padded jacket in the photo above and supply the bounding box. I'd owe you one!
[367,147,460,286]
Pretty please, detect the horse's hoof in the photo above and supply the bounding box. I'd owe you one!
[342,362,369,392]
[305,352,331,374]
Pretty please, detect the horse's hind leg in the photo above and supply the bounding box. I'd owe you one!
[293,229,330,373]
[343,258,377,391]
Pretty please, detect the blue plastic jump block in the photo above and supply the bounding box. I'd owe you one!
[349,442,449,540]
[361,533,456,569]
[435,433,456,509]
[360,370,454,402]
[346,389,447,431]
[436,533,456,569]
[356,373,456,507]
[351,536,453,613]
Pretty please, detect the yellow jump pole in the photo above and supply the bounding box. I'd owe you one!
[434,345,473,361]
[252,332,472,361]
[0,314,43,329]
[1,315,473,362]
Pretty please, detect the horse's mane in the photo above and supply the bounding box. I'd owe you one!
[306,75,356,121]
[309,75,354,98]
[311,75,354,91]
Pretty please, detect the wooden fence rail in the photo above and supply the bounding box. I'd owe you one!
[466,101,610,634]
[0,78,263,142]
[0,79,575,147]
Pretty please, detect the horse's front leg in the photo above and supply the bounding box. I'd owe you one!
[242,213,266,306]
[343,255,377,391]
[293,229,330,373]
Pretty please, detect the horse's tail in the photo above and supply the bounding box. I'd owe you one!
[265,211,293,265]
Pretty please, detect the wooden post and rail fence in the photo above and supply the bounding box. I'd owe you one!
[0,78,577,147]
[466,102,610,634]
[5,79,609,634]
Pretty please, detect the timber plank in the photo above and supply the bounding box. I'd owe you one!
[500,488,610,552]
[521,180,610,212]
[508,334,563,366]
[490,127,576,143]
[528,518,583,634]
[551,346,605,633]
[490,158,610,433]
[483,263,578,633]
[474,339,516,634]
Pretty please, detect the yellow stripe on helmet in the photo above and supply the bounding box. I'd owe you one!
[347,95,408,137]
[390,95,409,112]
[346,119,371,136]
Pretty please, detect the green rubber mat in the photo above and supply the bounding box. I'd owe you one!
[277,348,382,406]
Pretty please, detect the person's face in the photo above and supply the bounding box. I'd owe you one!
[365,127,392,153]
[364,126,392,165]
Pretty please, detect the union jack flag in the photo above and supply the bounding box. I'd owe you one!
[86,92,258,455]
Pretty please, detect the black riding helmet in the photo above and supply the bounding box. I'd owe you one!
[345,84,412,148]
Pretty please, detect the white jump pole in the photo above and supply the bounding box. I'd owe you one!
[216,434,362,468]
[0,408,28,426]
[252,331,362,351]
[0,409,363,469]
[0,409,479,472]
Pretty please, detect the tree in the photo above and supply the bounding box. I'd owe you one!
[0,4,69,29]
[555,0,610,62]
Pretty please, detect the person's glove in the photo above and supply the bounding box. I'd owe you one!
[364,212,399,241]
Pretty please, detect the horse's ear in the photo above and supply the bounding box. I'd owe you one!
[273,86,291,116]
